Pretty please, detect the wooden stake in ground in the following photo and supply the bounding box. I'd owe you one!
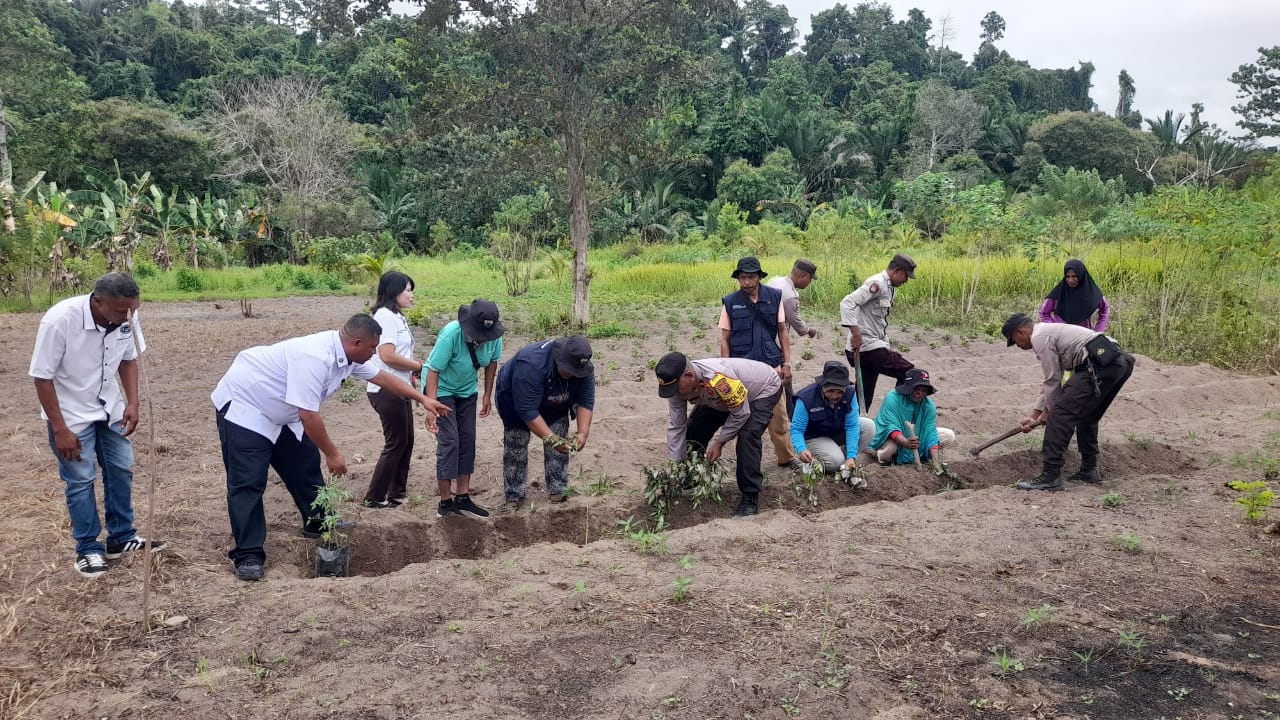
[127,309,159,631]
[905,421,923,471]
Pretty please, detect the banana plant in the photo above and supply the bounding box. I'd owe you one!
[68,165,153,273]
[138,185,182,270]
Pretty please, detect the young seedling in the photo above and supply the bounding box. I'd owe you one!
[1114,628,1146,655]
[1111,531,1142,554]
[988,645,1025,677]
[835,464,868,490]
[670,575,692,603]
[1101,491,1125,508]
[1227,480,1274,522]
[1072,649,1095,675]
[1021,604,1056,628]
[543,433,581,454]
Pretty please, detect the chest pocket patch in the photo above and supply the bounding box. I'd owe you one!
[709,373,747,408]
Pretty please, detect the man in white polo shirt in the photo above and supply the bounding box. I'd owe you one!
[29,273,167,578]
[212,314,450,581]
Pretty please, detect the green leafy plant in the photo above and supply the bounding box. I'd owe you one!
[794,457,824,506]
[615,516,668,556]
[1101,491,1125,508]
[1114,628,1147,655]
[1072,649,1095,675]
[309,477,352,548]
[1021,603,1056,627]
[670,575,692,603]
[988,645,1025,677]
[642,453,725,526]
[1112,531,1142,553]
[1228,480,1274,521]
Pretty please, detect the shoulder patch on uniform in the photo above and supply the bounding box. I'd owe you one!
[709,372,747,408]
[869,282,880,294]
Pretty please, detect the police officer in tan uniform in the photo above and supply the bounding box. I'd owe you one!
[839,253,917,413]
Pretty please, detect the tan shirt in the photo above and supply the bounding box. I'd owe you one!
[666,358,782,459]
[766,275,811,336]
[839,270,894,352]
[1030,322,1099,412]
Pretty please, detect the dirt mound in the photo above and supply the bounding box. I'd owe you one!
[2,297,1278,720]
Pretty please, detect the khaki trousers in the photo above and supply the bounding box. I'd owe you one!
[768,393,795,465]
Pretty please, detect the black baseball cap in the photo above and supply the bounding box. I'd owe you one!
[888,252,917,278]
[895,368,936,396]
[554,336,594,378]
[655,351,688,398]
[794,258,818,278]
[1002,313,1032,346]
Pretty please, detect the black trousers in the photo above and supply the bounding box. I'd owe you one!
[217,403,324,565]
[683,389,781,495]
[365,390,415,503]
[1041,354,1135,474]
[845,347,914,413]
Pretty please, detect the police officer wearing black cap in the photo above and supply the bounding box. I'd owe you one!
[495,336,596,507]
[1003,313,1135,491]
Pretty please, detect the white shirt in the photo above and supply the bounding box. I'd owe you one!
[211,330,378,442]
[29,294,146,433]
[766,275,811,336]
[839,270,895,352]
[365,307,415,393]
[1030,322,1098,412]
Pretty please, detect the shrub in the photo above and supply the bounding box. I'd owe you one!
[175,267,203,292]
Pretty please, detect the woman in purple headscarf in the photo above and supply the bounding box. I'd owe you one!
[1039,259,1110,332]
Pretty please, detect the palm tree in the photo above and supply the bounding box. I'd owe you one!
[1145,110,1202,155]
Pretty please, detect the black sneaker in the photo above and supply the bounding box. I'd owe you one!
[234,559,264,581]
[75,553,108,578]
[362,499,390,509]
[452,494,490,519]
[389,496,409,506]
[732,493,760,517]
[437,498,465,518]
[1067,468,1102,484]
[105,537,168,559]
[302,519,355,539]
[1016,472,1064,492]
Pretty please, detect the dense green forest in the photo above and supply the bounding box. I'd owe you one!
[1,0,1278,361]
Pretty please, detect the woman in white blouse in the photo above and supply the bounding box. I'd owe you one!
[362,271,425,508]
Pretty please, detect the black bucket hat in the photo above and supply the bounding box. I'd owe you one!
[554,336,594,378]
[458,299,505,343]
[814,360,850,387]
[895,368,936,396]
[731,256,767,279]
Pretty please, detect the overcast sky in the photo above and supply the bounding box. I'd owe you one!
[781,0,1278,138]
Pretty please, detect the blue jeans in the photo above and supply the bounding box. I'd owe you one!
[47,421,136,555]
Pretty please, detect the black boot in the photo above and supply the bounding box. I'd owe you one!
[1016,471,1063,492]
[733,492,759,517]
[1066,467,1102,484]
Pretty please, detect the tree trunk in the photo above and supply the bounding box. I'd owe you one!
[1,89,15,236]
[565,125,591,327]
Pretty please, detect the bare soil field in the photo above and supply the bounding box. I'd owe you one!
[1,296,1278,720]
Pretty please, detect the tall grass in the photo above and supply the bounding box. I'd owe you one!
[6,240,1278,371]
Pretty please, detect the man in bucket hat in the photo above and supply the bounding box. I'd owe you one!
[869,368,955,469]
[718,256,800,473]
[790,361,877,474]
[655,351,782,517]
[496,336,595,508]
[840,253,917,413]
[1002,312,1134,491]
[424,299,505,519]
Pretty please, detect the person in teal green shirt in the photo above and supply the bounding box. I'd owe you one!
[869,369,956,469]
[424,299,505,519]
